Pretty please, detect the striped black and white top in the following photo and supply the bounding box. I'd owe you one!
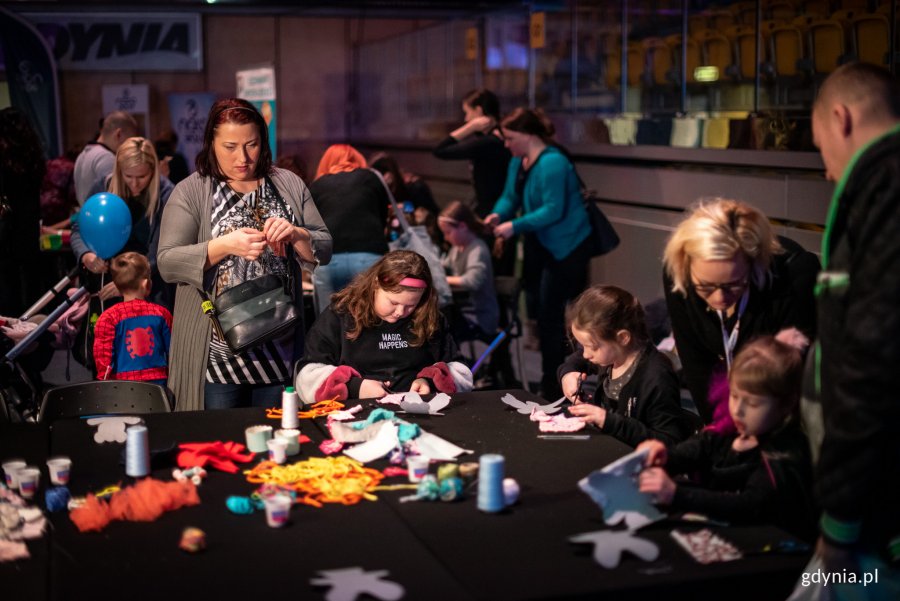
[205,178,295,385]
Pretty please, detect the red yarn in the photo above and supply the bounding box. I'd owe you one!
[70,479,200,533]
[177,441,255,473]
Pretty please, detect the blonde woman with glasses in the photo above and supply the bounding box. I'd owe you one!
[72,136,175,308]
[662,198,819,426]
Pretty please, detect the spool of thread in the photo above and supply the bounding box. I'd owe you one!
[281,386,300,429]
[477,454,505,513]
[125,425,150,478]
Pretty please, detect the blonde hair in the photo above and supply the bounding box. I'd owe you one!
[108,137,161,223]
[663,198,782,296]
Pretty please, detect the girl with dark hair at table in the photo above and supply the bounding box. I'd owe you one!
[559,285,690,447]
[296,250,472,404]
[485,107,591,400]
[637,337,816,540]
[157,98,332,411]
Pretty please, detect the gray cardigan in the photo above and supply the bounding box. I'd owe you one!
[157,168,332,411]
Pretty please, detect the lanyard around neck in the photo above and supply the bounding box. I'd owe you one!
[717,288,749,372]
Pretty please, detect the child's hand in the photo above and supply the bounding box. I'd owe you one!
[568,403,607,428]
[561,371,586,401]
[636,439,668,467]
[98,281,122,302]
[359,379,390,399]
[638,467,676,505]
[410,378,431,394]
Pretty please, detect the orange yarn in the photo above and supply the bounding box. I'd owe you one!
[265,398,344,420]
[70,479,200,533]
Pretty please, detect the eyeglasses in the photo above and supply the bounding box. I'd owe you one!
[691,277,748,297]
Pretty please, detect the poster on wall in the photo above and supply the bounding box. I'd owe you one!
[167,92,216,173]
[23,12,202,71]
[102,84,149,136]
[236,66,276,158]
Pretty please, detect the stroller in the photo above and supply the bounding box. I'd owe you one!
[1,266,89,422]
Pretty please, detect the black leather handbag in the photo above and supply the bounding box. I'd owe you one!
[206,272,298,355]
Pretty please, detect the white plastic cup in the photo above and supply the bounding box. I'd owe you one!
[407,456,429,483]
[267,438,288,464]
[17,467,41,499]
[245,425,273,453]
[263,494,292,528]
[46,457,72,486]
[275,429,301,456]
[2,459,26,489]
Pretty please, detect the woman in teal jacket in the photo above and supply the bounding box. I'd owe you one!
[486,108,591,399]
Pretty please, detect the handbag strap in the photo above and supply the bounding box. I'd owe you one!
[369,168,412,234]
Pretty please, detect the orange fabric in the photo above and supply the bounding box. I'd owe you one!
[70,479,200,532]
[314,144,367,179]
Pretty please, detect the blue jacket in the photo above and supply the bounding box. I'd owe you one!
[491,146,589,260]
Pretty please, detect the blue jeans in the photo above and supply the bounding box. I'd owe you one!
[203,382,284,410]
[313,251,381,313]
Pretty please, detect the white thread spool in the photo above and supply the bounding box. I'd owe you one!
[125,425,150,478]
[281,386,300,429]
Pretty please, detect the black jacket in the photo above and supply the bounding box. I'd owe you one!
[664,237,819,422]
[667,419,817,541]
[812,125,900,552]
[433,132,511,217]
[558,343,691,447]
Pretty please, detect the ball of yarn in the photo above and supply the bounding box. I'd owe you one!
[179,527,206,553]
[416,475,440,501]
[502,477,520,506]
[45,486,71,512]
[439,477,464,502]
[226,496,257,515]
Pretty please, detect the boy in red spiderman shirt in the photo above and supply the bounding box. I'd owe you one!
[93,252,171,385]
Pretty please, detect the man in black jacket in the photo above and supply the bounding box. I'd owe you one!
[809,62,900,595]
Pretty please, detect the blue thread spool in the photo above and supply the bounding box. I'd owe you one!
[477,454,505,513]
[125,425,150,477]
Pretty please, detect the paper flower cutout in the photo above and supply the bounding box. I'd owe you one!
[311,567,405,601]
[569,530,659,568]
[86,416,143,443]
[501,392,566,415]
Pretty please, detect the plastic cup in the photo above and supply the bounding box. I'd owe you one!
[245,425,273,453]
[267,438,288,464]
[275,429,301,456]
[263,494,292,528]
[2,459,26,489]
[17,467,41,499]
[407,456,429,483]
[46,457,72,486]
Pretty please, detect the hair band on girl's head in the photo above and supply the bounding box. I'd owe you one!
[438,216,460,225]
[398,277,427,288]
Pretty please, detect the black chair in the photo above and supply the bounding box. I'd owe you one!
[38,381,173,423]
[471,276,526,387]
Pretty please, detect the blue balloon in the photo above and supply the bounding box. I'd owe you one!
[79,193,132,259]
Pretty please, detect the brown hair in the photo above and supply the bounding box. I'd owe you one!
[196,98,272,180]
[729,336,803,413]
[500,107,556,144]
[332,250,439,346]
[566,285,649,349]
[110,252,151,294]
[439,200,487,236]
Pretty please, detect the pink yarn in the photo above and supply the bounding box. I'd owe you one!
[704,369,737,436]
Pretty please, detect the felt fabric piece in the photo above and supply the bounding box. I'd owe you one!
[86,416,143,443]
[327,405,363,421]
[320,439,344,455]
[69,479,200,533]
[177,441,255,473]
[412,431,473,462]
[501,392,566,415]
[317,365,362,402]
[579,448,664,531]
[344,422,400,463]
[671,528,743,564]
[569,530,660,569]
[0,539,29,562]
[311,567,405,601]
[530,408,586,432]
[416,362,457,393]
[376,393,405,406]
[399,392,451,415]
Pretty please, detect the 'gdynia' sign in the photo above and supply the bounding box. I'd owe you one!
[24,13,202,71]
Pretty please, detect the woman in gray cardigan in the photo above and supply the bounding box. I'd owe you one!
[157,99,331,411]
